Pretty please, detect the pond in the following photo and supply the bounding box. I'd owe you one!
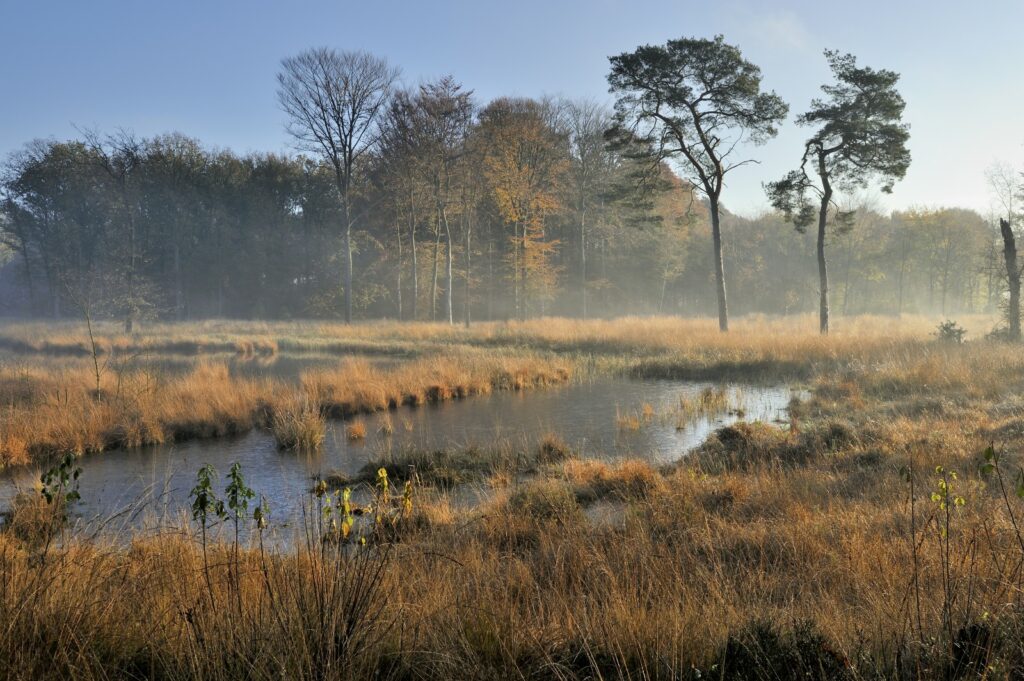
[0,378,802,535]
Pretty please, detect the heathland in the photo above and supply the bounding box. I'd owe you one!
[1,314,1023,679]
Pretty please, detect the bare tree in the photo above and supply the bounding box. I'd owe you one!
[988,163,1023,339]
[277,48,399,323]
[412,77,474,325]
[564,99,612,320]
[987,162,1019,224]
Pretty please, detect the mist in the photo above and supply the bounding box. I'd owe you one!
[4,8,1024,680]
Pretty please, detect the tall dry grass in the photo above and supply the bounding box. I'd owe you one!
[5,422,1024,678]
[0,354,571,467]
[4,314,1024,677]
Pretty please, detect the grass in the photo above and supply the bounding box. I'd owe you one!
[0,353,572,467]
[327,434,576,489]
[7,313,1024,677]
[271,397,326,451]
[345,420,367,441]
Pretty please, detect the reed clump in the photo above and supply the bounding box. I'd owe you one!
[562,458,662,503]
[271,397,326,450]
[345,420,367,441]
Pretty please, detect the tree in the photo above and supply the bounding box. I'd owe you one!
[2,140,114,319]
[277,48,399,322]
[378,92,425,319]
[608,35,788,331]
[478,98,568,319]
[81,129,149,333]
[987,163,1023,338]
[140,133,208,320]
[766,51,910,334]
[1001,217,1020,341]
[411,78,474,324]
[563,99,613,319]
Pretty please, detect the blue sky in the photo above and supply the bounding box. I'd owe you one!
[2,0,1022,217]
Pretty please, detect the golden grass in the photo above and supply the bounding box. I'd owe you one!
[5,313,1024,677]
[345,419,367,441]
[6,425,1022,679]
[0,312,994,358]
[561,457,663,502]
[271,397,326,451]
[677,386,731,420]
[0,353,571,467]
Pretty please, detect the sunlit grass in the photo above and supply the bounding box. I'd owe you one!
[4,313,1024,676]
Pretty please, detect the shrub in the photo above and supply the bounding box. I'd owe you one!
[2,491,62,545]
[935,319,966,344]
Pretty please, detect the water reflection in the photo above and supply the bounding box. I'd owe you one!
[0,378,802,533]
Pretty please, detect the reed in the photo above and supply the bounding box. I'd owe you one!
[0,352,572,467]
[271,397,326,451]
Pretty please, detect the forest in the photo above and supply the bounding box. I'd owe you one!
[0,60,1005,328]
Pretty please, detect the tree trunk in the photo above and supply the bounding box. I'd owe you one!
[520,221,529,321]
[18,244,36,313]
[395,220,403,319]
[987,241,997,313]
[411,216,418,321]
[464,215,472,328]
[174,242,184,321]
[430,211,441,321]
[512,221,520,320]
[442,208,453,325]
[486,226,494,321]
[897,230,908,315]
[580,207,587,320]
[841,233,855,315]
[941,238,953,315]
[816,189,831,335]
[1000,218,1020,341]
[124,198,136,334]
[342,191,353,323]
[815,152,832,335]
[709,200,729,332]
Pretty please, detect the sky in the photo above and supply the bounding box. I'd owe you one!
[1,0,1022,217]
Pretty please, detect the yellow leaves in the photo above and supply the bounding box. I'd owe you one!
[479,99,567,228]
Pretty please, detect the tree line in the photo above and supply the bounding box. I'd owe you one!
[0,35,1017,331]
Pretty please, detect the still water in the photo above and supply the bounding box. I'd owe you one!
[0,378,800,532]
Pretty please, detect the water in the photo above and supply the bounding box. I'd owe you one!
[0,378,801,533]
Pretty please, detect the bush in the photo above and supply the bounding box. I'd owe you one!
[935,319,966,344]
